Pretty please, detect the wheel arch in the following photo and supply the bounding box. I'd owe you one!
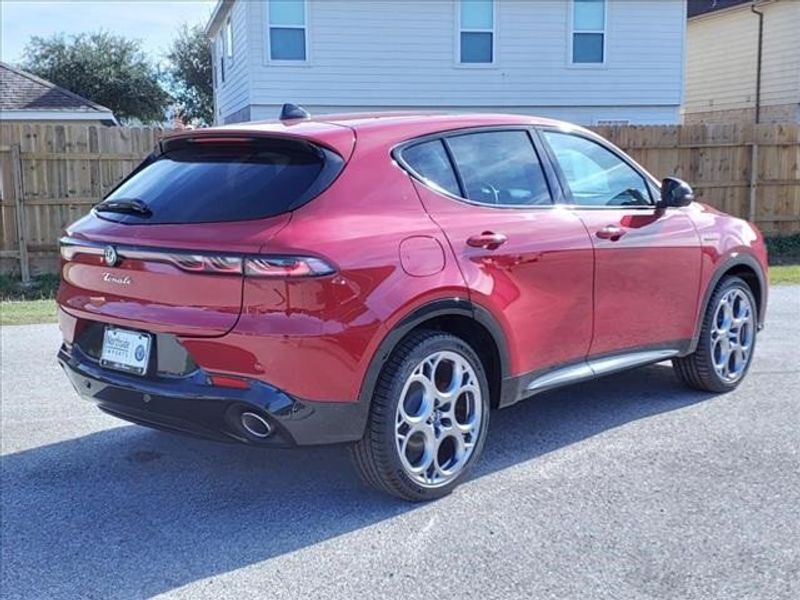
[357,299,511,411]
[688,252,767,354]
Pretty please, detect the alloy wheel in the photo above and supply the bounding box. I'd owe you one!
[710,288,754,383]
[394,351,483,488]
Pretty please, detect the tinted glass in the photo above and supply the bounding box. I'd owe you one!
[402,140,461,196]
[447,131,552,206]
[461,32,493,63]
[270,28,306,60]
[573,33,604,63]
[543,131,652,207]
[461,0,493,28]
[99,141,328,224]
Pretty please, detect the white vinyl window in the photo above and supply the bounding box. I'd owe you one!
[268,0,307,61]
[572,0,605,64]
[217,33,226,83]
[459,0,494,64]
[225,16,233,60]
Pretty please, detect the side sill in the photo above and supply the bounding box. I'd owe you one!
[499,343,688,408]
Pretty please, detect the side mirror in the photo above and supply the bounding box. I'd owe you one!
[658,177,694,209]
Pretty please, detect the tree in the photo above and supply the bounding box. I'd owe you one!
[22,32,171,124]
[165,24,213,126]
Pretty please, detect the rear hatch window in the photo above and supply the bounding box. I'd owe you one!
[96,137,343,225]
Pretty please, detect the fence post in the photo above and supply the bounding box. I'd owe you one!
[10,144,31,284]
[748,142,759,225]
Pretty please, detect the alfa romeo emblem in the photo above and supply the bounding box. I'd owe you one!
[104,245,118,267]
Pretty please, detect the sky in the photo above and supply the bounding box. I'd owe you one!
[1,0,218,65]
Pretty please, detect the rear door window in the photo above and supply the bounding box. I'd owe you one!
[97,138,342,224]
[401,140,461,196]
[446,131,552,206]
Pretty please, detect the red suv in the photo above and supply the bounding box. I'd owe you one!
[57,111,768,500]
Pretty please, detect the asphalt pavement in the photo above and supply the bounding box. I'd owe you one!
[1,286,798,600]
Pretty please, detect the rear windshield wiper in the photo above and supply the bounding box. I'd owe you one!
[95,198,153,217]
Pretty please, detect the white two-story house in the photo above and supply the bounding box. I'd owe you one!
[206,0,687,126]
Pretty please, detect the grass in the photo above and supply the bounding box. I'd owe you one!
[0,299,58,326]
[1,235,799,326]
[0,273,59,326]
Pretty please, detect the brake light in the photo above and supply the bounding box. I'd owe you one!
[244,256,335,278]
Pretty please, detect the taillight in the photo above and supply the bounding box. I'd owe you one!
[243,256,335,278]
[59,238,334,279]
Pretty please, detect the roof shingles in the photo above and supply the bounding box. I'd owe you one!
[0,62,112,113]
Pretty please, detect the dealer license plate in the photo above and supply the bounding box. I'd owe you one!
[100,327,152,376]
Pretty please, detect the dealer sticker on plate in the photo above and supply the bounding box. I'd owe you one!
[100,327,152,375]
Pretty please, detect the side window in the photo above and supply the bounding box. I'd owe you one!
[542,131,652,207]
[446,131,552,206]
[402,140,460,197]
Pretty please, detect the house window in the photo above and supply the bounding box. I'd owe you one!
[459,0,493,64]
[572,0,605,64]
[268,0,307,61]
[225,16,233,61]
[218,34,226,83]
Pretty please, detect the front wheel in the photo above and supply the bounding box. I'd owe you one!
[673,276,758,392]
[351,330,490,501]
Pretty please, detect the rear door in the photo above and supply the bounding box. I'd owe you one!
[58,136,342,337]
[539,129,702,356]
[401,129,595,380]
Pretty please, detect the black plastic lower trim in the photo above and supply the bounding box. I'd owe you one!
[58,344,368,447]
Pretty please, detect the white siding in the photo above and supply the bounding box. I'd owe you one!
[212,0,686,124]
[213,0,251,122]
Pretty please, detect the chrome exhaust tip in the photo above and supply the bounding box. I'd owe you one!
[240,411,272,439]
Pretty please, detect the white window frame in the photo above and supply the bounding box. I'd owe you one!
[456,0,496,67]
[569,0,607,67]
[266,0,309,64]
[217,33,226,84]
[225,16,234,62]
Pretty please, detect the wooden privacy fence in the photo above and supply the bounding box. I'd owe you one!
[0,124,171,279]
[1,121,799,279]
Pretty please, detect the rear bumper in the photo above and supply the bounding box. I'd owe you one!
[58,344,368,447]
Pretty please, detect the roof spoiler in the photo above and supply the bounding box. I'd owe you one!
[280,103,311,121]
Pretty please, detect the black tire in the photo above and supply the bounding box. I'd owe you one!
[673,276,758,393]
[351,330,491,501]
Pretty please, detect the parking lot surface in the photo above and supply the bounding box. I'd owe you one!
[1,286,798,600]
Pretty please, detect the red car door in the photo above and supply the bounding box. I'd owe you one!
[399,129,595,384]
[539,129,702,356]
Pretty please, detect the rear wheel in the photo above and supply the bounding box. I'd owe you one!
[352,330,490,501]
[673,276,757,392]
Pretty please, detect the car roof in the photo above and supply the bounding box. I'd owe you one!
[165,112,587,157]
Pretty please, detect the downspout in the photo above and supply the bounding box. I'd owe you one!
[751,2,764,124]
[749,3,765,224]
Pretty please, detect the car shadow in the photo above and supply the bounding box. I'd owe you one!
[1,363,712,599]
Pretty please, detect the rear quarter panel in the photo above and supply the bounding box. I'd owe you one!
[185,131,472,403]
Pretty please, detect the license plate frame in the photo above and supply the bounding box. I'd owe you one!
[100,327,152,376]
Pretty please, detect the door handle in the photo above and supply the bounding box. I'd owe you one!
[595,225,626,241]
[467,231,508,250]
